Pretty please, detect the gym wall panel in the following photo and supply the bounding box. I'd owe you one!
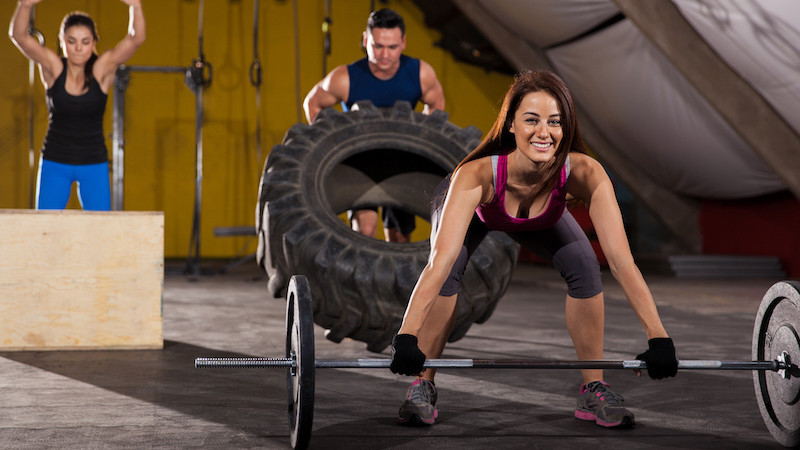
[0,0,513,258]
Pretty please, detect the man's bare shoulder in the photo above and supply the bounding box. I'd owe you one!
[324,63,354,82]
[322,65,350,92]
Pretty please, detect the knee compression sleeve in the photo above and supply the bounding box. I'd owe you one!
[551,240,602,299]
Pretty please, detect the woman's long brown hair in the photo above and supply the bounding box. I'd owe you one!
[456,70,587,200]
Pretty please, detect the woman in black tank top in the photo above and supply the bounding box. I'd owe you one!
[10,0,146,210]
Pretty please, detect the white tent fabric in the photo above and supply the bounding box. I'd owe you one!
[674,0,800,136]
[482,0,621,48]
[474,0,799,199]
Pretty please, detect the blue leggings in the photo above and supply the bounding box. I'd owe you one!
[36,159,111,211]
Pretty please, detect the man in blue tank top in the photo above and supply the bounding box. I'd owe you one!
[303,8,445,243]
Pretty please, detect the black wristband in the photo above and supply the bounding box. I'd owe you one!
[393,334,418,347]
[648,337,675,350]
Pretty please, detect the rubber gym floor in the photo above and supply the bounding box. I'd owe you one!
[0,260,787,449]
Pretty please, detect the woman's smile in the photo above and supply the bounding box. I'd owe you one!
[510,91,563,163]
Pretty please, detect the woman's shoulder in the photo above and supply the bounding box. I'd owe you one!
[565,151,610,199]
[458,154,494,174]
[566,151,601,173]
[451,156,496,204]
[454,155,495,188]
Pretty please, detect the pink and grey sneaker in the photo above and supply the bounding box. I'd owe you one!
[398,378,438,425]
[574,380,635,428]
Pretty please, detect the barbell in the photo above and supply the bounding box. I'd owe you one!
[195,275,800,449]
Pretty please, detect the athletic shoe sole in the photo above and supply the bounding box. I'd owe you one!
[574,409,634,428]
[398,409,438,425]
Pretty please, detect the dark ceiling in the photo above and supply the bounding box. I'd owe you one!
[410,0,515,75]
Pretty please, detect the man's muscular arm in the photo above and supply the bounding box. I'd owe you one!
[303,65,350,123]
[419,60,444,115]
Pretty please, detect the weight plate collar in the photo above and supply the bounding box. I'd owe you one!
[753,280,800,447]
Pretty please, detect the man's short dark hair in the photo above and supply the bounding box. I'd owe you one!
[367,8,405,36]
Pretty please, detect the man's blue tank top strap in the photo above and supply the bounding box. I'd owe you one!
[343,55,422,111]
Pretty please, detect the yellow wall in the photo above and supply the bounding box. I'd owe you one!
[0,0,512,258]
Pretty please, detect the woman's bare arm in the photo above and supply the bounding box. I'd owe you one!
[568,153,668,339]
[398,160,491,336]
[95,0,145,92]
[9,0,61,87]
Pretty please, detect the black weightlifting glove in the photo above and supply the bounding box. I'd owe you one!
[636,337,678,379]
[390,334,426,376]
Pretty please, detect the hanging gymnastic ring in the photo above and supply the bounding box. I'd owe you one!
[191,58,212,88]
[249,59,262,88]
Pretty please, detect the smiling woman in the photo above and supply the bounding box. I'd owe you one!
[389,69,679,428]
[505,91,563,217]
[8,0,145,210]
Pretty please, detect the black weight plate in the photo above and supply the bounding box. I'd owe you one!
[286,275,315,450]
[753,280,800,447]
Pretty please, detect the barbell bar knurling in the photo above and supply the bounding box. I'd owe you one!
[195,356,786,371]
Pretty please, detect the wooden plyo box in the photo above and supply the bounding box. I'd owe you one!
[0,210,164,350]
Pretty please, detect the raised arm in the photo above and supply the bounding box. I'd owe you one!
[567,153,668,340]
[9,0,61,85]
[419,60,444,115]
[397,159,490,336]
[95,0,145,91]
[303,65,350,123]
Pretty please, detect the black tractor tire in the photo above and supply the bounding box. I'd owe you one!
[256,101,519,352]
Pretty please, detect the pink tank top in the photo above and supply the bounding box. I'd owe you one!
[475,153,570,232]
